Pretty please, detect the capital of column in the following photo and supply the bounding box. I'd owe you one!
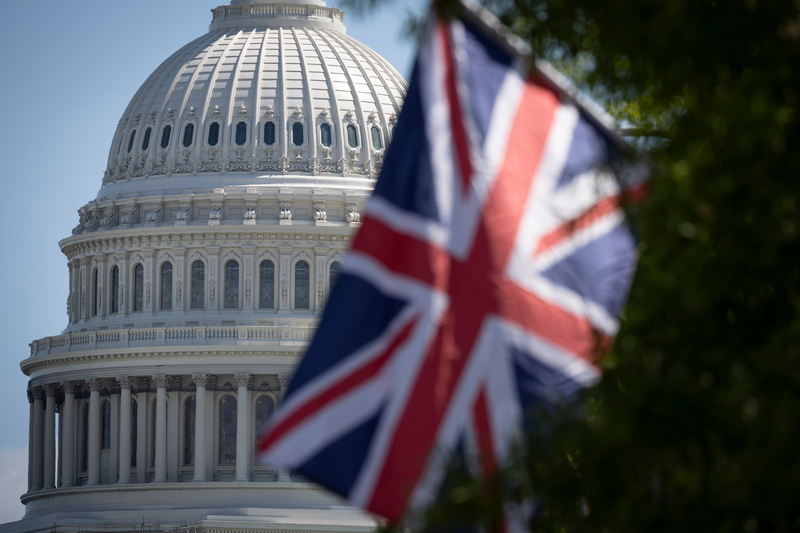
[152,375,168,388]
[27,389,33,404]
[44,383,60,397]
[192,374,212,388]
[235,373,253,388]
[116,376,132,390]
[61,381,80,395]
[278,373,293,391]
[32,386,45,401]
[86,378,103,392]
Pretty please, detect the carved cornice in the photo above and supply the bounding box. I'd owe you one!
[21,348,302,376]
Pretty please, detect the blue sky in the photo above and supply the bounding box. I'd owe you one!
[0,0,423,522]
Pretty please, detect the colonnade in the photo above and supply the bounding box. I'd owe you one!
[27,373,290,492]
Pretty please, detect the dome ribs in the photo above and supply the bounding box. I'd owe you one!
[222,30,256,163]
[290,27,317,163]
[252,29,271,160]
[302,27,345,165]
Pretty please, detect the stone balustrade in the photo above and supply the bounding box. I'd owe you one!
[29,326,316,357]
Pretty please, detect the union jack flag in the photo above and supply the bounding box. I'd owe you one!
[258,1,644,523]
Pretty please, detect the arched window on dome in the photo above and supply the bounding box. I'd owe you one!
[161,262,173,311]
[320,123,332,147]
[259,260,275,309]
[224,260,240,309]
[208,122,220,146]
[295,260,310,310]
[253,395,274,449]
[127,130,137,153]
[160,125,172,149]
[110,266,120,314]
[141,127,152,151]
[235,121,247,146]
[183,123,195,148]
[133,264,144,312]
[292,122,304,146]
[92,268,99,317]
[184,396,195,466]
[191,260,205,309]
[347,125,358,148]
[101,400,111,449]
[329,261,342,293]
[371,126,382,150]
[264,121,276,145]
[130,398,138,467]
[219,395,237,465]
[82,403,90,472]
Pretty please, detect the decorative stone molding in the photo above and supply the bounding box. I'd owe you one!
[100,207,119,228]
[244,200,257,224]
[32,386,45,401]
[84,210,101,232]
[131,377,150,391]
[279,201,292,223]
[234,373,253,388]
[345,202,361,223]
[166,376,182,391]
[86,378,103,392]
[177,202,192,222]
[146,203,164,223]
[192,374,213,388]
[313,201,327,222]
[61,381,80,395]
[209,201,223,223]
[278,373,293,390]
[119,205,139,225]
[152,375,168,388]
[44,383,60,397]
[116,376,132,389]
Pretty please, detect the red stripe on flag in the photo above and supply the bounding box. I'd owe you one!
[534,194,622,257]
[366,79,561,522]
[439,21,473,193]
[257,317,417,456]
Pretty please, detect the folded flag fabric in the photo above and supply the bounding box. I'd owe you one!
[258,0,645,524]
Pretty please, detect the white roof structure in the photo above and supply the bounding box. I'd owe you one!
[101,0,406,199]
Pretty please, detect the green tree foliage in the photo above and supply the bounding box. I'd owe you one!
[378,1,800,532]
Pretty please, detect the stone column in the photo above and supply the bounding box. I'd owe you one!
[153,375,168,483]
[86,378,103,485]
[277,374,292,482]
[117,377,132,484]
[27,390,33,491]
[278,246,291,314]
[43,384,58,489]
[31,387,45,491]
[234,373,251,482]
[61,382,78,488]
[192,374,209,482]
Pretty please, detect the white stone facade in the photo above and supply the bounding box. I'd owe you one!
[2,1,404,532]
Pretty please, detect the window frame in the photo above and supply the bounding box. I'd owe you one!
[292,257,312,311]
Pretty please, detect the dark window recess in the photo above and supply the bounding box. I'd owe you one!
[347,125,358,148]
[111,266,119,314]
[292,122,304,146]
[141,127,152,151]
[295,260,310,309]
[183,123,194,147]
[127,130,137,153]
[208,122,220,146]
[320,123,332,147]
[259,260,275,309]
[160,125,171,149]
[235,121,247,145]
[264,122,275,145]
[371,126,382,150]
[161,262,173,310]
[134,264,144,312]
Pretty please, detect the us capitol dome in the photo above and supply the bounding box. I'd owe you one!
[3,0,405,532]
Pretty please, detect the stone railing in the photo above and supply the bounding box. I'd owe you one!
[210,3,344,24]
[29,326,316,357]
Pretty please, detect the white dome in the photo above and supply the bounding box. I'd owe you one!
[100,1,407,200]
